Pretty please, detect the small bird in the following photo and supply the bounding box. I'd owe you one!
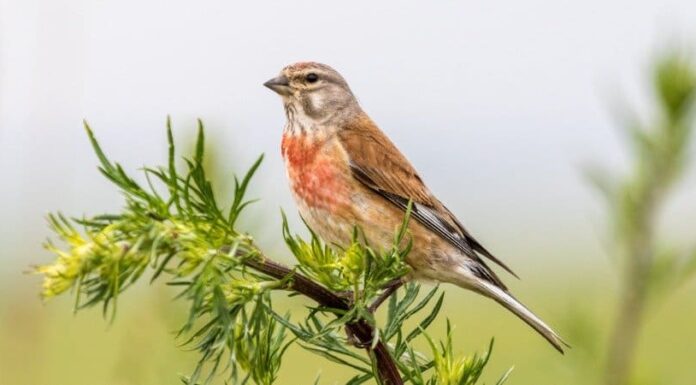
[264,62,567,353]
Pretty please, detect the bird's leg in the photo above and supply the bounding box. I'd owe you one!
[333,289,354,304]
[368,278,405,313]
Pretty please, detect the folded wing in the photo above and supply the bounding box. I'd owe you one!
[339,116,517,290]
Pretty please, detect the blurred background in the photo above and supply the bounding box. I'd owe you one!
[1,1,696,384]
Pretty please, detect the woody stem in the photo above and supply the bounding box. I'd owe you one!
[236,251,404,385]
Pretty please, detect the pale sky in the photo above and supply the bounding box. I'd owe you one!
[1,0,696,277]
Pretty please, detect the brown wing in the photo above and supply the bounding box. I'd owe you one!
[339,115,517,289]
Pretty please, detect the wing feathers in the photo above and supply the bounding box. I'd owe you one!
[339,117,517,289]
[350,162,507,290]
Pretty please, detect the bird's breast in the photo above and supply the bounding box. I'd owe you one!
[281,132,353,214]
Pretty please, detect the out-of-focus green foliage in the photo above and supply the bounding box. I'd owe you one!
[588,52,696,385]
[593,54,696,277]
[33,121,509,385]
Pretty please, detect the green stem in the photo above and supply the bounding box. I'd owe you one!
[604,246,652,385]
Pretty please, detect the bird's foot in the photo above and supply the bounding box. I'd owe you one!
[333,290,354,304]
[344,325,372,349]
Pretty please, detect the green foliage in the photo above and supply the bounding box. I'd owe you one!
[589,52,696,302]
[34,120,509,385]
[587,52,696,385]
[282,211,412,306]
[422,323,507,385]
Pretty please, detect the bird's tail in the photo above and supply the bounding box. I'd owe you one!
[468,279,569,354]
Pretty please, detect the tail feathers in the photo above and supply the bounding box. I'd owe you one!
[474,281,569,354]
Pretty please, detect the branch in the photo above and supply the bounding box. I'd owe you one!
[240,251,403,385]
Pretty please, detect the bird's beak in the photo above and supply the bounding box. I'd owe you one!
[263,75,291,95]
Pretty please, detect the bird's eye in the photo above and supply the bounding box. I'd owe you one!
[305,73,319,83]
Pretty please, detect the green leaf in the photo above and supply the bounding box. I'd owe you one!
[495,366,514,385]
[194,119,205,165]
[83,120,114,173]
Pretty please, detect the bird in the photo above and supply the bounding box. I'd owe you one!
[264,61,567,353]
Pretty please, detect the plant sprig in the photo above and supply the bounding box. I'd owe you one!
[586,52,696,385]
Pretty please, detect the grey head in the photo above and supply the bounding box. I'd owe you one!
[264,62,361,126]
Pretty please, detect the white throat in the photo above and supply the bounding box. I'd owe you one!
[283,100,319,135]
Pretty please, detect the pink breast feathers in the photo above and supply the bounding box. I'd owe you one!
[281,134,351,212]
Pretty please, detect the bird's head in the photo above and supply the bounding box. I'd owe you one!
[264,62,359,124]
